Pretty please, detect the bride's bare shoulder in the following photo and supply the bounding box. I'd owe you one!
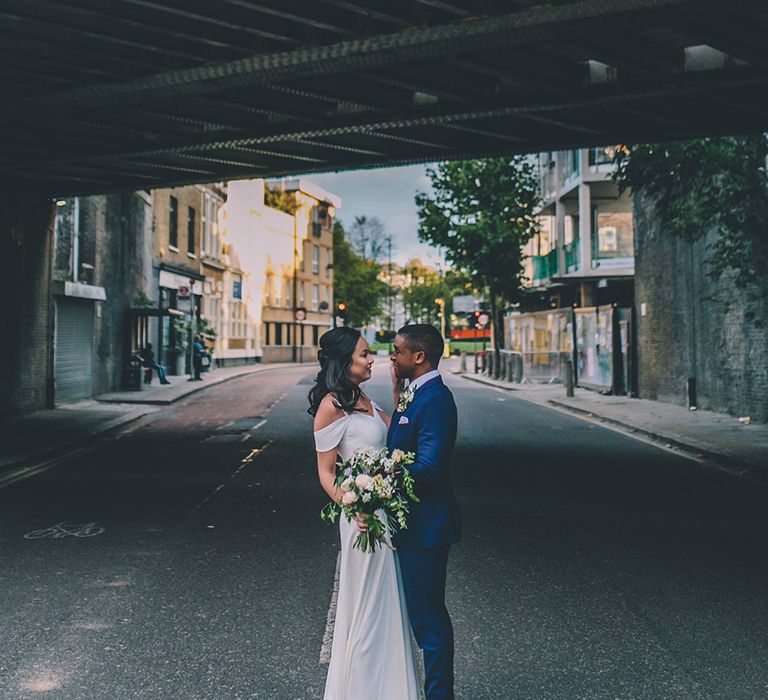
[314,393,346,431]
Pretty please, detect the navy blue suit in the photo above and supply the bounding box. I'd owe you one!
[387,374,460,699]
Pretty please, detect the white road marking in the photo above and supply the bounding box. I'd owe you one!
[319,551,341,666]
[189,442,270,513]
[241,419,267,441]
[24,522,105,539]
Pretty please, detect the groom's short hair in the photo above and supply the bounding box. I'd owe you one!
[398,324,444,367]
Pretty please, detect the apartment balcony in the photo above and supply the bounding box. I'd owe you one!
[532,250,558,286]
[564,240,580,273]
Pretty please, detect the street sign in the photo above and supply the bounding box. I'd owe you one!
[294,307,307,321]
[477,312,490,327]
[453,294,481,313]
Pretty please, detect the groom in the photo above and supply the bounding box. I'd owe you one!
[388,323,461,700]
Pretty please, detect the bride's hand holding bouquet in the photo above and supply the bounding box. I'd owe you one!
[321,447,419,553]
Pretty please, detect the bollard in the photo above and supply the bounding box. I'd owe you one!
[505,354,513,382]
[460,351,467,373]
[474,352,479,374]
[564,357,574,397]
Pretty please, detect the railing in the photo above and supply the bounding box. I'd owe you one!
[564,240,580,273]
[477,349,566,384]
[532,250,558,282]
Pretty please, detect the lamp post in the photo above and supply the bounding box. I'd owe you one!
[435,297,449,358]
[292,209,298,363]
[187,278,195,381]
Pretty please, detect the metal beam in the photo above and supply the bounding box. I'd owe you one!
[0,0,695,123]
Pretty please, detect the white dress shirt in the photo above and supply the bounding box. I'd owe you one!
[406,369,441,392]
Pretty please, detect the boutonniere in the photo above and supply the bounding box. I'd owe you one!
[397,385,415,413]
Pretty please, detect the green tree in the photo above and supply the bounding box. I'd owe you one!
[400,259,446,325]
[333,220,388,328]
[415,157,540,366]
[614,135,768,301]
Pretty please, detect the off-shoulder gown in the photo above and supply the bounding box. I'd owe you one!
[314,405,420,700]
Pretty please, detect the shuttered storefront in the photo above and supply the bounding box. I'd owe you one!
[55,298,94,404]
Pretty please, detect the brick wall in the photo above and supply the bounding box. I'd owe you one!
[89,193,154,396]
[634,192,768,422]
[0,192,55,418]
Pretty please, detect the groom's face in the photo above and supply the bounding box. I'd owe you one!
[391,334,423,380]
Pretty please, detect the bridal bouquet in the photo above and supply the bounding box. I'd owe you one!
[320,447,419,553]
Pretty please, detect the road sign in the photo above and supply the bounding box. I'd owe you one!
[294,307,307,321]
[477,312,490,327]
[177,285,190,299]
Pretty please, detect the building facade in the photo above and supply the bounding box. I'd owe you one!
[504,147,636,394]
[220,178,339,364]
[151,184,226,374]
[48,192,155,403]
[523,146,635,310]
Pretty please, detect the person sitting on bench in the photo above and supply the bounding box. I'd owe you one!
[139,343,170,385]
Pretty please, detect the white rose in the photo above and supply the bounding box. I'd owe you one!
[340,477,354,492]
[342,491,359,505]
[355,474,373,491]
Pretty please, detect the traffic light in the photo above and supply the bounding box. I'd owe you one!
[336,302,348,325]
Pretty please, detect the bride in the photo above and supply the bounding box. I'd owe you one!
[309,327,420,700]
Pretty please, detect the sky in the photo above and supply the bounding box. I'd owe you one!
[297,164,443,267]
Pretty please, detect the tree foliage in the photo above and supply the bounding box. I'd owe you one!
[348,215,390,262]
[415,157,541,349]
[613,135,768,292]
[399,260,473,327]
[332,220,388,328]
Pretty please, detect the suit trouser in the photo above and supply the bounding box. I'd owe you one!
[398,546,454,700]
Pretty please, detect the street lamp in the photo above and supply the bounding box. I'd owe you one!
[188,278,195,381]
[434,297,450,358]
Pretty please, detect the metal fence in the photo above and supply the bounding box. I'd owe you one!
[496,305,635,394]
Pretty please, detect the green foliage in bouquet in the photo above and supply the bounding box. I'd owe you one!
[321,447,420,554]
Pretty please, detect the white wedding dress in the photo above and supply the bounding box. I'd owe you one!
[314,404,421,700]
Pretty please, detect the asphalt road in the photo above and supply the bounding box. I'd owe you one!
[1,361,768,699]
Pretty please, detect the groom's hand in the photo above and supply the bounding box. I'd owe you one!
[355,513,368,532]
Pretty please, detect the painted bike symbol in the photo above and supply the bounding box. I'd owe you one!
[24,522,105,539]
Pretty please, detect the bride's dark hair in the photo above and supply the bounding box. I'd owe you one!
[307,327,364,416]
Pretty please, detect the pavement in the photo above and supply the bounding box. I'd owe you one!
[0,362,314,485]
[96,361,316,405]
[455,359,768,483]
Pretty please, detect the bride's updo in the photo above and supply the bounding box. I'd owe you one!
[307,327,364,416]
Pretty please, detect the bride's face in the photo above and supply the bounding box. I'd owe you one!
[347,336,374,384]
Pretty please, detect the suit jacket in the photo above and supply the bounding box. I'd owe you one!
[387,375,461,548]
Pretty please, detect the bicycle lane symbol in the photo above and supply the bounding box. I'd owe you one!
[24,522,105,539]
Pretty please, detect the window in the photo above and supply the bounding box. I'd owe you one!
[312,245,320,274]
[202,193,220,257]
[325,248,330,278]
[594,211,634,260]
[285,279,291,308]
[274,275,281,306]
[312,284,319,311]
[564,215,578,245]
[312,325,319,346]
[275,323,283,345]
[187,207,196,255]
[300,282,305,306]
[311,206,322,237]
[169,196,178,248]
[233,275,242,300]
